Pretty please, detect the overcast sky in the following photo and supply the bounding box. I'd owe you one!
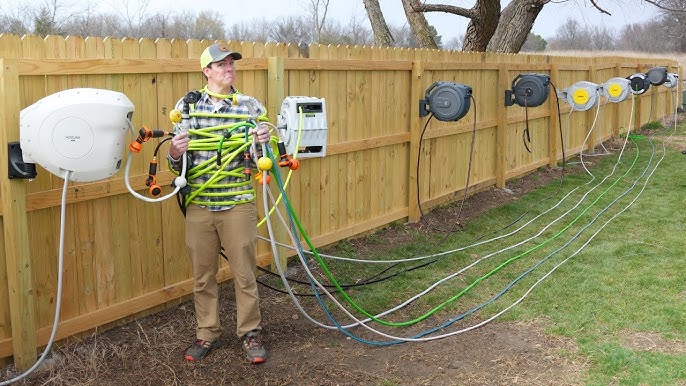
[3,0,661,41]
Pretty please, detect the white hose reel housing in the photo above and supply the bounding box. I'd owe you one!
[277,96,327,158]
[20,88,134,182]
[599,77,631,103]
[664,73,679,88]
[557,81,599,111]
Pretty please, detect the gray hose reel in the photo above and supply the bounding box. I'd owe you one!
[504,73,550,107]
[647,66,668,86]
[419,81,472,121]
[599,77,631,103]
[557,81,599,111]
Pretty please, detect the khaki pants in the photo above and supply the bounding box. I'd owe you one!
[185,203,261,341]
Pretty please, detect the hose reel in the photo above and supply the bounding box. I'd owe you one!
[628,73,650,95]
[419,81,472,121]
[646,66,668,86]
[504,73,550,107]
[557,81,599,111]
[664,73,679,88]
[19,88,134,182]
[599,77,631,103]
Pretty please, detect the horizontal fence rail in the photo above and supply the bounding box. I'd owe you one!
[0,34,680,368]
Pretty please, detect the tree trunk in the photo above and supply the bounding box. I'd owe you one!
[362,0,394,46]
[401,0,437,48]
[486,0,550,53]
[462,0,500,51]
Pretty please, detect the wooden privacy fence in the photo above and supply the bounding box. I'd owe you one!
[0,34,679,368]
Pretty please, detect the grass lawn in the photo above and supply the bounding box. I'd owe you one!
[294,114,686,385]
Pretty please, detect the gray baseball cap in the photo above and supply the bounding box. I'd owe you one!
[200,43,242,69]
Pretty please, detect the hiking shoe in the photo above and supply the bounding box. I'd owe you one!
[184,338,220,362]
[241,330,267,364]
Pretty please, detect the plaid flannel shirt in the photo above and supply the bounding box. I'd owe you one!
[169,90,257,211]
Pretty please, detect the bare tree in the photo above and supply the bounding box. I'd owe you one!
[60,13,125,38]
[410,0,499,52]
[486,0,549,52]
[588,25,616,50]
[110,0,150,37]
[0,14,30,35]
[401,0,437,48]
[363,0,394,46]
[303,0,331,42]
[547,18,592,50]
[31,0,96,36]
[226,19,271,42]
[652,0,686,51]
[397,0,686,53]
[191,11,225,40]
[443,34,464,50]
[268,15,312,44]
[389,24,417,47]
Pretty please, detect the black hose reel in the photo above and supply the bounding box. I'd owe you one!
[504,73,550,107]
[628,73,650,95]
[419,81,472,121]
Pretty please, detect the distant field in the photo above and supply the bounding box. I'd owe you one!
[541,50,686,71]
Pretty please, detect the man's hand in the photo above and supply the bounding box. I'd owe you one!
[169,131,190,160]
[250,124,271,144]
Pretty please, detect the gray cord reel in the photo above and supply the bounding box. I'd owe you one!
[504,73,550,107]
[647,67,668,86]
[419,81,472,121]
[557,81,599,111]
[664,73,679,88]
[628,73,650,95]
[599,77,631,103]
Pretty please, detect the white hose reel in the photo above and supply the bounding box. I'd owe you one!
[664,73,679,88]
[557,81,599,111]
[19,88,133,181]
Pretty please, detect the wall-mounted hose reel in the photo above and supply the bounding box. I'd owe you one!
[18,88,134,182]
[276,96,328,158]
[664,73,679,88]
[504,73,550,107]
[557,81,599,111]
[646,66,668,86]
[599,77,631,103]
[628,73,650,95]
[419,81,472,121]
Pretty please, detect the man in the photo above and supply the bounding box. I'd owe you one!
[168,43,270,364]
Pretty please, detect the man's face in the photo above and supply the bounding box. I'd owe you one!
[204,57,236,90]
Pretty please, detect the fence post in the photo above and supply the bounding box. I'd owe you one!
[635,63,643,132]
[408,60,423,223]
[0,58,38,370]
[587,64,597,152]
[496,65,508,188]
[614,63,621,137]
[266,56,288,271]
[548,63,560,168]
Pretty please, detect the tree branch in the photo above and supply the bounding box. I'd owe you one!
[410,0,476,19]
[588,0,611,15]
[643,0,686,12]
